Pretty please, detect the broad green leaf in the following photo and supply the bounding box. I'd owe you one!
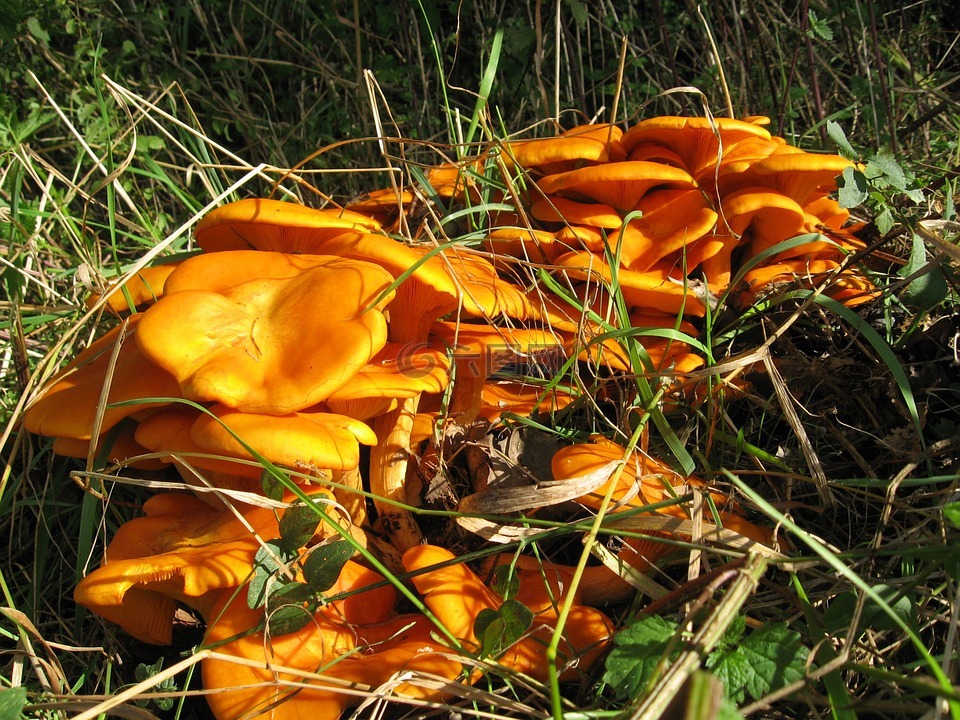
[247,539,288,609]
[473,599,533,659]
[867,147,908,190]
[266,603,313,636]
[302,539,354,592]
[489,563,521,601]
[708,623,809,704]
[837,166,868,208]
[899,232,948,308]
[602,615,680,700]
[0,687,27,720]
[279,503,321,554]
[826,120,857,160]
[266,580,315,612]
[875,206,895,236]
[260,469,284,502]
[824,585,916,634]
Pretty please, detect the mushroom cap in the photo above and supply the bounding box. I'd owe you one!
[87,263,180,313]
[191,404,378,473]
[529,196,625,229]
[430,321,562,376]
[551,435,687,510]
[482,226,567,263]
[52,423,168,471]
[620,115,773,181]
[194,198,381,253]
[136,255,394,414]
[73,492,285,645]
[203,595,459,720]
[325,342,451,402]
[23,317,182,441]
[504,123,625,175]
[478,380,576,424]
[403,544,613,682]
[718,152,853,205]
[553,251,708,317]
[133,406,269,487]
[536,161,697,215]
[614,188,720,271]
[162,248,341,296]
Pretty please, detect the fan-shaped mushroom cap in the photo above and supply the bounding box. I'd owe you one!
[23,317,181,441]
[403,545,613,682]
[429,321,563,424]
[739,258,879,308]
[136,255,394,414]
[134,406,268,492]
[87,264,180,313]
[194,197,381,253]
[551,435,688,510]
[191,404,378,473]
[344,187,417,228]
[536,161,696,215]
[718,152,853,205]
[326,342,451,404]
[482,226,568,263]
[52,424,168,471]
[620,115,773,181]
[202,597,460,720]
[503,123,625,176]
[477,380,576,424]
[553,251,708,317]
[551,436,773,549]
[162,249,339,296]
[74,492,289,645]
[529,196,625,229]
[615,188,720,271]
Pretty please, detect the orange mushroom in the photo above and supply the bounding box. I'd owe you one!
[403,544,614,683]
[74,492,290,644]
[136,254,395,414]
[193,197,381,254]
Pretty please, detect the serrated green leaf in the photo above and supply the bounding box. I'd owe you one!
[709,623,808,704]
[247,539,288,609]
[867,148,908,190]
[279,503,321,554]
[837,166,868,208]
[716,695,746,720]
[302,539,354,592]
[824,585,916,634]
[474,599,533,659]
[0,0,24,42]
[900,232,948,308]
[875,206,895,236]
[826,120,857,160]
[602,615,680,700]
[806,9,834,41]
[0,687,27,720]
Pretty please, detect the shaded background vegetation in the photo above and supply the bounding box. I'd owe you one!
[1,0,959,717]
[4,0,959,194]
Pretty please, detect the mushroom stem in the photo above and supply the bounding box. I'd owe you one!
[369,397,424,551]
[332,466,367,527]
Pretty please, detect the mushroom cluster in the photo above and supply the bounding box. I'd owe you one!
[23,113,871,718]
